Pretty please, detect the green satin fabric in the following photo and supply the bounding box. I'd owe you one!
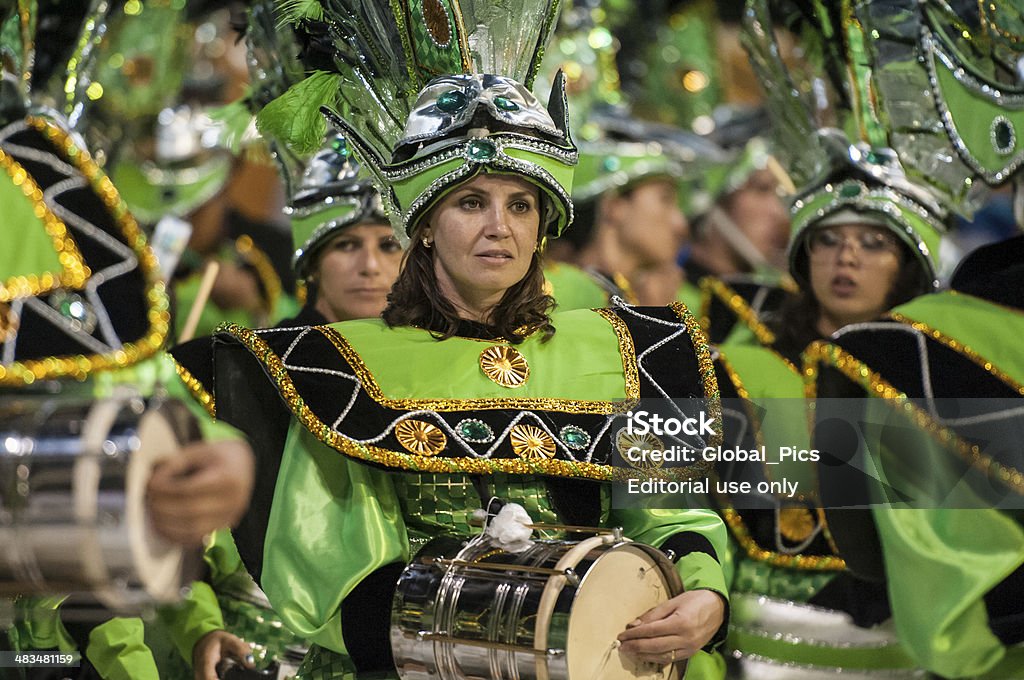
[892,291,1024,384]
[0,167,66,285]
[262,423,731,676]
[262,422,409,653]
[544,261,611,311]
[337,309,628,402]
[873,505,1024,676]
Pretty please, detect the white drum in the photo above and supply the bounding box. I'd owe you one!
[0,387,202,610]
[392,530,684,680]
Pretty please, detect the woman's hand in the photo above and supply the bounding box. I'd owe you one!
[192,629,254,680]
[147,439,255,547]
[616,589,726,664]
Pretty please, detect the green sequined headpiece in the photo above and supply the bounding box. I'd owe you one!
[258,0,576,242]
[787,138,948,291]
[285,134,388,278]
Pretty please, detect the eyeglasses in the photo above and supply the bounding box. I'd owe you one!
[805,227,901,260]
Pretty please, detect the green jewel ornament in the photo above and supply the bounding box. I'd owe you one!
[465,138,498,161]
[456,418,494,443]
[839,183,862,198]
[437,90,468,113]
[992,118,1015,155]
[559,425,591,451]
[493,96,520,111]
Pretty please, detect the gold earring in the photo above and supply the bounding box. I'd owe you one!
[422,237,432,248]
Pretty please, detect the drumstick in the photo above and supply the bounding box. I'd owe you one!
[178,260,220,342]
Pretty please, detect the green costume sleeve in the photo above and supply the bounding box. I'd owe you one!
[205,527,246,584]
[611,507,730,598]
[873,507,1024,676]
[6,596,76,652]
[158,581,225,667]
[260,422,409,653]
[85,617,160,680]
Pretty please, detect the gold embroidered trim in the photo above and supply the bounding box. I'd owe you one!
[173,359,216,419]
[235,235,282,314]
[889,309,1024,396]
[317,314,638,413]
[509,424,556,459]
[804,341,1024,494]
[0,149,89,302]
[479,345,530,388]
[700,279,797,375]
[670,300,724,450]
[593,308,641,404]
[721,505,846,570]
[221,322,705,481]
[395,419,447,456]
[714,351,838,562]
[0,118,170,385]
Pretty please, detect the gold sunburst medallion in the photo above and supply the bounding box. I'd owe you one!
[615,428,665,469]
[778,506,817,543]
[479,345,530,388]
[509,424,556,459]
[395,419,447,456]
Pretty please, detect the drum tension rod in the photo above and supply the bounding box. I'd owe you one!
[421,557,581,586]
[415,631,566,657]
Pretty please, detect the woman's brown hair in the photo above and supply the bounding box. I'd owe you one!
[382,219,556,343]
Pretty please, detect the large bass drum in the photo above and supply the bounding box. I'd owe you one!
[0,387,202,610]
[392,531,684,680]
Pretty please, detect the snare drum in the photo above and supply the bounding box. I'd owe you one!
[0,387,202,610]
[392,531,684,680]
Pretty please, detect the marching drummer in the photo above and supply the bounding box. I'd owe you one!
[173,3,731,678]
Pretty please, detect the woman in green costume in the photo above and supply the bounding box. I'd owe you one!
[712,142,947,677]
[173,2,733,679]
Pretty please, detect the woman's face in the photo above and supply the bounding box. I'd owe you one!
[422,173,542,316]
[807,223,903,334]
[612,178,688,267]
[312,223,403,323]
[723,169,791,269]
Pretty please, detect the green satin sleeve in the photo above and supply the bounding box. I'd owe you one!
[260,421,409,653]
[873,507,1024,677]
[611,507,730,599]
[85,617,160,680]
[205,527,246,583]
[5,596,76,652]
[158,581,225,667]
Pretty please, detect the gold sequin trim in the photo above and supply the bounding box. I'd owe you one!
[220,323,699,482]
[669,301,724,450]
[0,303,18,343]
[479,345,529,388]
[594,307,641,407]
[804,341,1024,495]
[316,315,639,414]
[721,505,845,570]
[509,424,556,459]
[0,118,170,385]
[235,235,282,315]
[889,309,1024,396]
[395,419,447,456]
[173,359,216,419]
[0,149,89,302]
[700,279,798,376]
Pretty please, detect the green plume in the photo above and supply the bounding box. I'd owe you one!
[256,71,343,155]
[276,0,324,25]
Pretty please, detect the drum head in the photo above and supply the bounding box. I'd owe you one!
[125,406,194,603]
[568,544,681,680]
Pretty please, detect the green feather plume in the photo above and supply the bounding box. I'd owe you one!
[275,0,324,25]
[255,70,343,155]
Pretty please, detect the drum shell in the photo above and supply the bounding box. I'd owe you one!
[391,534,683,680]
[0,390,202,610]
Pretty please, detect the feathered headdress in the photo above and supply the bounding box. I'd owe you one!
[257,0,576,241]
[740,0,966,290]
